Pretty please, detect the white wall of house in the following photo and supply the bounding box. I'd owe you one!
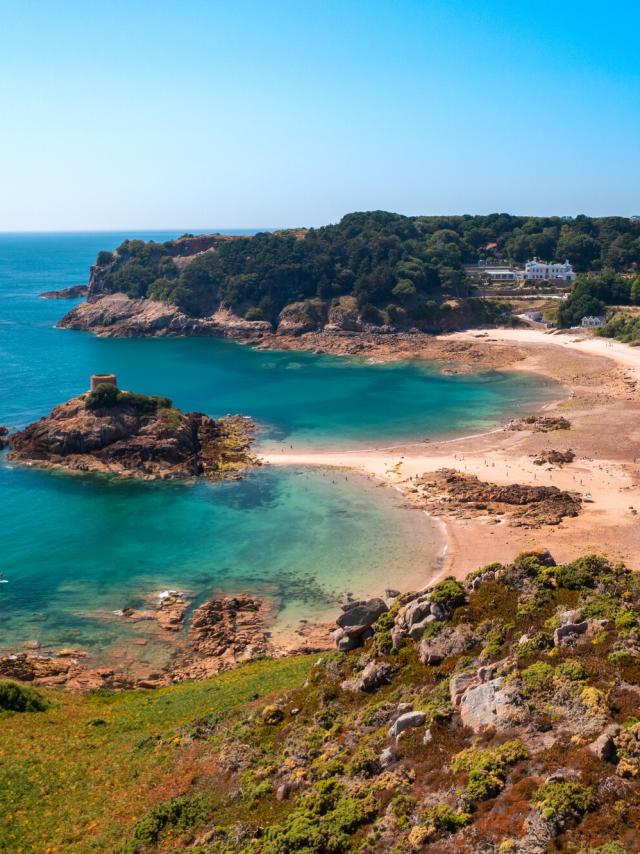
[524,259,576,282]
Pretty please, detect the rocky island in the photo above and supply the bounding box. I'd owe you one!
[6,375,257,480]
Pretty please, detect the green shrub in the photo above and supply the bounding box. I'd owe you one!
[86,385,172,414]
[253,779,375,853]
[85,383,119,410]
[390,794,416,829]
[347,746,380,778]
[614,608,637,631]
[516,632,553,660]
[0,680,48,713]
[420,803,471,835]
[538,555,608,590]
[556,659,587,681]
[452,740,529,806]
[531,781,594,822]
[521,661,555,692]
[430,576,465,609]
[128,793,211,849]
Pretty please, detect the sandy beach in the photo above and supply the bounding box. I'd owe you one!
[263,327,640,579]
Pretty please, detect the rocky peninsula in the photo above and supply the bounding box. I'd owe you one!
[5,378,258,481]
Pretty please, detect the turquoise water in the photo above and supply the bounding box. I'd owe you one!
[0,233,559,669]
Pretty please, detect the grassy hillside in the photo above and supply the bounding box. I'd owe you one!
[0,657,315,852]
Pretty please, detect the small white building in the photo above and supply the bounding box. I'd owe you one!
[581,316,605,328]
[524,258,576,283]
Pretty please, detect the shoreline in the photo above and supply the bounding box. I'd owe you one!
[6,324,640,689]
[262,326,640,579]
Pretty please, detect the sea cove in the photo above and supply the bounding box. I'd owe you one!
[0,233,560,672]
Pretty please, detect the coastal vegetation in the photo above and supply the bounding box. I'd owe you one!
[3,550,640,851]
[558,271,640,328]
[83,212,640,333]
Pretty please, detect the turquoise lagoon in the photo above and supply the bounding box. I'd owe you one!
[0,233,560,669]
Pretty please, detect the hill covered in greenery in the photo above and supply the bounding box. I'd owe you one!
[3,550,640,852]
[84,212,640,333]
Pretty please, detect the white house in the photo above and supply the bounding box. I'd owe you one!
[581,316,605,328]
[524,258,576,283]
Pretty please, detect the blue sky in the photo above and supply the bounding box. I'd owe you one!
[1,0,638,229]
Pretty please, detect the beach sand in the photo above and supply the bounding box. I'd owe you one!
[263,328,640,579]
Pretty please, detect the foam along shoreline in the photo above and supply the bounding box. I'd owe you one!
[262,326,640,580]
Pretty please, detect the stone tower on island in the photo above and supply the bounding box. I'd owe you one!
[90,374,118,392]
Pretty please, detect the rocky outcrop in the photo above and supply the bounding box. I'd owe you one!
[333,598,389,651]
[58,294,272,339]
[39,285,88,299]
[276,300,328,336]
[6,391,258,481]
[0,426,9,449]
[341,660,395,693]
[409,468,581,527]
[533,448,576,466]
[506,415,571,432]
[419,623,476,665]
[169,594,272,680]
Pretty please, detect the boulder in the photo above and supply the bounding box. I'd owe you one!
[335,598,388,648]
[388,711,426,738]
[554,620,589,647]
[342,660,395,693]
[404,598,432,628]
[419,624,475,666]
[459,677,522,734]
[450,670,480,707]
[379,745,397,768]
[589,724,621,763]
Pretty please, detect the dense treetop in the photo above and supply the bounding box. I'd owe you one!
[90,212,640,324]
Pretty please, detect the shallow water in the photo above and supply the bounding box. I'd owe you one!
[0,232,559,667]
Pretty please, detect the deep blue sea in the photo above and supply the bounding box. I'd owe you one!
[0,232,559,671]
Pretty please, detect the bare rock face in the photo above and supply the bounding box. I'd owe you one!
[418,623,476,665]
[58,294,272,339]
[6,392,258,481]
[459,676,523,734]
[276,300,328,336]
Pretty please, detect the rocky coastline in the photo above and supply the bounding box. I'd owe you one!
[5,387,258,481]
[39,284,88,299]
[0,587,333,691]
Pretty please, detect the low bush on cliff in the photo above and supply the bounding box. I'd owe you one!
[86,384,172,415]
[0,680,48,713]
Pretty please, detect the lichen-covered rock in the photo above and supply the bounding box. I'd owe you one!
[388,711,426,738]
[419,624,476,665]
[341,660,395,693]
[459,677,523,734]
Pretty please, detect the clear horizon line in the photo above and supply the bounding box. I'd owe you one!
[0,227,281,235]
